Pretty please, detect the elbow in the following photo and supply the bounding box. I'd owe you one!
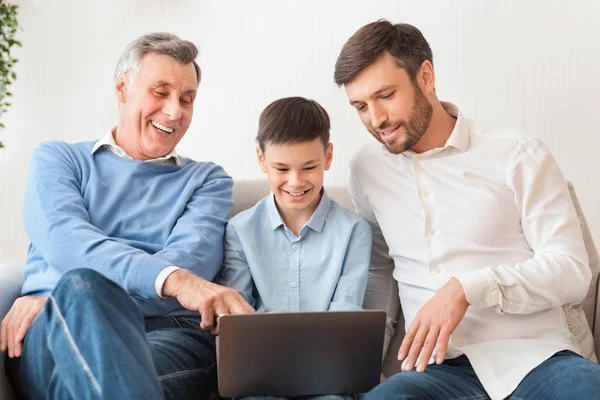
[564,258,593,304]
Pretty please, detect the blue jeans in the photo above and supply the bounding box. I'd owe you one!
[238,396,356,400]
[364,350,600,399]
[5,268,217,400]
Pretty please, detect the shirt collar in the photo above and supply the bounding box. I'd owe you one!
[402,101,469,158]
[441,102,469,153]
[91,127,180,166]
[267,189,332,233]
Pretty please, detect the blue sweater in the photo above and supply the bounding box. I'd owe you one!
[21,141,233,318]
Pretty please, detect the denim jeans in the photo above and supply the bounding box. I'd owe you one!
[5,268,217,400]
[364,350,600,400]
[238,395,357,400]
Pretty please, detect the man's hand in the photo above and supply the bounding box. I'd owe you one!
[1,296,47,358]
[162,269,255,334]
[398,277,468,372]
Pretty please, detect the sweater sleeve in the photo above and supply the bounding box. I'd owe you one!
[152,163,233,283]
[23,142,231,300]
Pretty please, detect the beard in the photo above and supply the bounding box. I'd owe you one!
[369,84,433,155]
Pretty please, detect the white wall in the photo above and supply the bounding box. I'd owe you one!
[1,0,599,261]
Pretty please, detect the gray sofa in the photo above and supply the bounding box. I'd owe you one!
[1,179,598,398]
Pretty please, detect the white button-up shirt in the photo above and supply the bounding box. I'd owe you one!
[350,103,591,400]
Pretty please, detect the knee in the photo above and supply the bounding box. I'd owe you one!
[364,374,419,400]
[569,359,600,385]
[54,268,114,297]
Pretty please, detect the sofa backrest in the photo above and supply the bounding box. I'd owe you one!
[232,179,600,364]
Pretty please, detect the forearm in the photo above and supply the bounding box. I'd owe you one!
[457,252,591,314]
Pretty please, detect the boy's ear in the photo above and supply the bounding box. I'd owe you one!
[115,73,128,104]
[256,146,267,173]
[324,143,333,171]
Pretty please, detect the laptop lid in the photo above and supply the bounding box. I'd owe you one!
[217,310,386,397]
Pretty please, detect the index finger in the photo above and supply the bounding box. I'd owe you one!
[226,292,255,314]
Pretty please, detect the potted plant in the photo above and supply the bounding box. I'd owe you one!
[0,0,21,148]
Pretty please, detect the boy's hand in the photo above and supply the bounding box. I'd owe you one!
[163,269,255,334]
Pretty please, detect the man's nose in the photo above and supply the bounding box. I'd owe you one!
[163,97,182,120]
[370,106,388,129]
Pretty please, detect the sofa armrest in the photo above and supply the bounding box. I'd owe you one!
[0,259,24,400]
[596,276,600,363]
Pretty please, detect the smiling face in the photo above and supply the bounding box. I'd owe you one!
[114,53,198,160]
[344,52,433,154]
[257,138,333,219]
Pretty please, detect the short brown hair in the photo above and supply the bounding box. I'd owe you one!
[334,20,433,86]
[256,97,330,152]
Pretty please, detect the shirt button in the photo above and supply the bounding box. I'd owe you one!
[292,243,299,250]
[426,228,435,237]
[421,190,429,198]
[291,281,298,288]
[433,267,441,275]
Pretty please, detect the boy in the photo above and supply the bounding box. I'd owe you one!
[219,97,372,399]
[220,96,372,313]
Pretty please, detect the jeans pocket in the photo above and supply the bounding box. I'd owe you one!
[173,317,203,331]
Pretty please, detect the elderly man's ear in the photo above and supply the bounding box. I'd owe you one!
[115,75,127,103]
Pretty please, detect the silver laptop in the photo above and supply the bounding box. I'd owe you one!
[216,310,386,397]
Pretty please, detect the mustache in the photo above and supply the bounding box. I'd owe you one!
[374,121,403,133]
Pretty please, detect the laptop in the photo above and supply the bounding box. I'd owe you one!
[216,310,386,397]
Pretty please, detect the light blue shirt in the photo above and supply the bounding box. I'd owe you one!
[220,190,372,312]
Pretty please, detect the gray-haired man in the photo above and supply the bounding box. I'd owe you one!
[1,33,254,399]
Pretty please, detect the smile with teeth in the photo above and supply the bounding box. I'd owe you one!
[151,120,174,134]
[379,124,401,137]
[285,189,308,197]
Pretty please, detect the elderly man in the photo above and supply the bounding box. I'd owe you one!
[0,33,253,399]
[335,20,600,399]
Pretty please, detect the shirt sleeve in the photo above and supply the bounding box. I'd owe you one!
[155,266,181,298]
[455,139,592,314]
[328,218,372,312]
[219,222,256,308]
[23,142,232,300]
[349,168,401,356]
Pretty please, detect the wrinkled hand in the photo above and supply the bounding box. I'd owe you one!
[398,277,468,372]
[1,296,47,358]
[163,269,255,334]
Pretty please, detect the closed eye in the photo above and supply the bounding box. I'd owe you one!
[303,166,316,170]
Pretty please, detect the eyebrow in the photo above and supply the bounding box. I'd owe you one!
[271,160,319,167]
[152,80,173,88]
[349,84,397,106]
[151,81,197,96]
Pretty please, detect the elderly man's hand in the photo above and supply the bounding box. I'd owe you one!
[1,296,47,358]
[398,277,468,372]
[162,269,255,334]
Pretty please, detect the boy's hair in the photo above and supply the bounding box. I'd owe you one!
[334,19,432,87]
[256,97,330,152]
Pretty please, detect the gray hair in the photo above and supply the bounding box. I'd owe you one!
[114,32,201,86]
